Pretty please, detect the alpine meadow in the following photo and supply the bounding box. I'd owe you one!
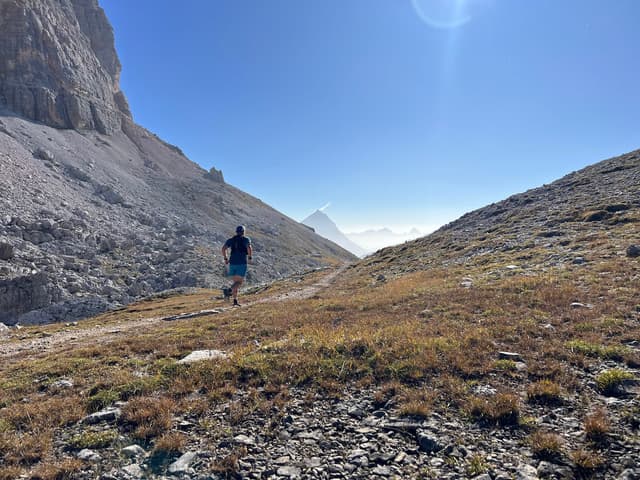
[1,1,639,479]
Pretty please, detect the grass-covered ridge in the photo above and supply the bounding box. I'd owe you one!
[1,249,639,477]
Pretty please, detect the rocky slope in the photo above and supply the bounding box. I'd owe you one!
[1,150,639,479]
[361,149,640,276]
[0,0,354,325]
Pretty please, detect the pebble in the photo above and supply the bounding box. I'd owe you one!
[276,466,302,478]
[77,448,100,462]
[50,379,74,389]
[82,407,121,424]
[121,464,144,479]
[234,434,256,446]
[121,445,146,458]
[570,302,593,309]
[168,451,197,473]
[498,351,522,361]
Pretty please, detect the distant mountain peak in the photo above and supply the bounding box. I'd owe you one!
[302,210,368,257]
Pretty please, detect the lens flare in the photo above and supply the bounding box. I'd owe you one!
[411,0,472,29]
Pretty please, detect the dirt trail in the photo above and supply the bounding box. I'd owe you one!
[0,264,350,360]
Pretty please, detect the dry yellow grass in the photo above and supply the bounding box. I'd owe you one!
[1,244,639,473]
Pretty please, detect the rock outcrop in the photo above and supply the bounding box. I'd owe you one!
[0,0,130,134]
[0,1,355,325]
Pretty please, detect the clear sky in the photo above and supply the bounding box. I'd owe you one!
[100,0,640,233]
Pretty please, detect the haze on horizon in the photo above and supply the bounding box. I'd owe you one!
[101,0,640,234]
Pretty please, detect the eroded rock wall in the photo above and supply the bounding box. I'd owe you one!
[0,0,130,133]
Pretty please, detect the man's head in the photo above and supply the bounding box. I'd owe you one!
[236,225,245,235]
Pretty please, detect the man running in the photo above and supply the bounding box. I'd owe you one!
[221,225,252,306]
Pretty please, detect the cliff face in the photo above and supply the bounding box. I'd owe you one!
[0,0,130,134]
[0,1,355,325]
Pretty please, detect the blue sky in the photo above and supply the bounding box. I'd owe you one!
[101,0,640,233]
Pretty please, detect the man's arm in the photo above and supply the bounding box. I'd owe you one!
[247,244,253,262]
[221,244,229,264]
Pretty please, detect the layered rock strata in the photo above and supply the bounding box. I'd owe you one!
[0,0,130,134]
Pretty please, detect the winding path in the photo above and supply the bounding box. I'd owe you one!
[0,263,350,360]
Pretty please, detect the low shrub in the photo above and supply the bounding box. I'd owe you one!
[69,429,118,450]
[467,393,520,426]
[530,431,564,459]
[153,432,187,455]
[596,369,634,395]
[571,448,604,471]
[526,380,563,405]
[121,396,175,440]
[584,407,609,442]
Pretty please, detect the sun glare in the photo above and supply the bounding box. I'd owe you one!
[411,0,472,29]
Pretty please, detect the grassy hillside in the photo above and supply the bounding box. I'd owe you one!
[1,151,639,479]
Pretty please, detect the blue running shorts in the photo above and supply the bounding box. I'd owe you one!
[228,264,247,277]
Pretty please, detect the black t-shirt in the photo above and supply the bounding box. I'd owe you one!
[224,235,251,265]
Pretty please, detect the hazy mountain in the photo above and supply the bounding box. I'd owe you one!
[346,227,424,253]
[301,210,368,257]
[0,0,354,325]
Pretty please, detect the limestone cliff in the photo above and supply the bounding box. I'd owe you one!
[0,0,130,133]
[0,1,355,325]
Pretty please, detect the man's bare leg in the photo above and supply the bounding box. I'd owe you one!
[231,275,243,305]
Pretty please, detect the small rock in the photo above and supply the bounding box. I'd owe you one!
[122,464,144,479]
[304,457,322,468]
[372,465,391,476]
[348,449,368,461]
[168,451,198,474]
[77,449,100,462]
[0,323,9,335]
[33,148,54,161]
[473,384,497,396]
[177,350,228,364]
[473,475,492,480]
[0,242,14,260]
[572,257,586,264]
[83,407,121,424]
[277,466,302,478]
[348,406,366,419]
[618,469,640,480]
[51,379,74,389]
[233,434,255,446]
[416,431,444,453]
[515,463,539,480]
[499,351,522,361]
[570,302,593,309]
[122,445,146,458]
[627,245,640,258]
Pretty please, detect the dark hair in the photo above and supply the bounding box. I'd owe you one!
[236,225,245,234]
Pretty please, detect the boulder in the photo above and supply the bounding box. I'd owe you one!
[0,242,14,260]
